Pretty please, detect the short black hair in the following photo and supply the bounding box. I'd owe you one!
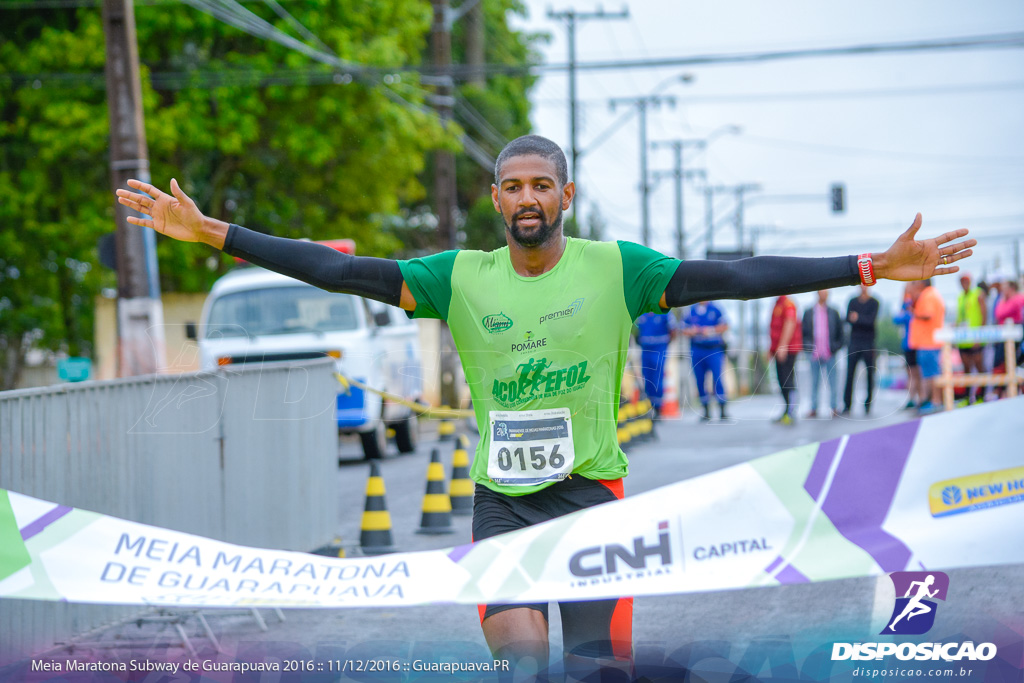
[494,135,569,187]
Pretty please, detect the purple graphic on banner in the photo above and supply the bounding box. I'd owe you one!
[818,420,921,572]
[20,505,72,541]
[804,438,841,501]
[448,544,473,563]
[775,564,810,585]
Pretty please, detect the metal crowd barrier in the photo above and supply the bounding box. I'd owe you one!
[0,359,339,661]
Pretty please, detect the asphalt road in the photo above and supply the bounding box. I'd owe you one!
[20,387,1022,682]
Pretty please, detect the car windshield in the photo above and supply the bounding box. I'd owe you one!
[205,285,360,338]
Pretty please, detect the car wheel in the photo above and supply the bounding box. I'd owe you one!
[393,413,418,454]
[360,421,387,460]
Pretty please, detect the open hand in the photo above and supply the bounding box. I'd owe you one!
[115,179,223,247]
[875,213,976,281]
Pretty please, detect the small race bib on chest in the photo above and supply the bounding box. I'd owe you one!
[487,407,575,486]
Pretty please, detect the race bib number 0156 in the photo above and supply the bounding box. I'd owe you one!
[487,408,575,486]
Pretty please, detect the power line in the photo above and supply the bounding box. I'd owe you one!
[177,0,352,70]
[257,0,333,56]
[739,133,1024,166]
[11,33,1024,91]
[434,32,1024,79]
[534,80,1024,107]
[0,0,302,6]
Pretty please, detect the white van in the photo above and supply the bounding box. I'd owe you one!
[193,254,423,460]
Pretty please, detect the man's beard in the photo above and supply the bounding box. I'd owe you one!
[505,206,562,248]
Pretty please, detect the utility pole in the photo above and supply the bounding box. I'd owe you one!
[652,140,685,259]
[463,0,485,88]
[102,0,165,377]
[431,0,457,252]
[652,139,708,260]
[431,0,459,409]
[730,183,761,249]
[610,95,675,246]
[548,5,629,220]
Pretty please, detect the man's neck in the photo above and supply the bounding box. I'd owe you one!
[507,231,568,277]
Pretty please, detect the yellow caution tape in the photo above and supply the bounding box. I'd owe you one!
[333,373,475,419]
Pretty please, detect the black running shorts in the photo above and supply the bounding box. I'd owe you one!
[472,475,633,660]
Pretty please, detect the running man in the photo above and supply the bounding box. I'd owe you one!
[115,134,974,678]
[888,574,940,631]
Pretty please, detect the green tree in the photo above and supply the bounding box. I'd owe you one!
[399,0,544,255]
[2,0,543,387]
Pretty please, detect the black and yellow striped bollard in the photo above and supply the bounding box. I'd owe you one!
[449,434,474,516]
[360,461,395,554]
[437,406,457,441]
[416,448,454,534]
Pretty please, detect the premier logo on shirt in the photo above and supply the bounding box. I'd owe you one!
[539,297,584,325]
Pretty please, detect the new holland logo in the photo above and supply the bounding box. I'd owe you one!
[928,465,1024,517]
[481,312,513,334]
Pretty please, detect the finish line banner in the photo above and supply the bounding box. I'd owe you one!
[1,398,1022,609]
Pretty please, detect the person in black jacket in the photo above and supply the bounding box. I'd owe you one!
[843,285,880,415]
[802,289,845,418]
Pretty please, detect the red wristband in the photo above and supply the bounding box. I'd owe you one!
[857,253,876,286]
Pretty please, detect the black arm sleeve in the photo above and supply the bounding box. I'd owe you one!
[664,255,859,308]
[222,224,405,307]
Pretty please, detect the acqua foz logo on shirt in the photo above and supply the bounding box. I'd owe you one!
[831,571,997,662]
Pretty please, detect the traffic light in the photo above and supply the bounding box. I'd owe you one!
[831,183,846,213]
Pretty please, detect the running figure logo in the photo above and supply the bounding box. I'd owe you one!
[880,571,949,635]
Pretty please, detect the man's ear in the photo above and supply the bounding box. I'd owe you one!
[491,184,500,213]
[561,181,576,211]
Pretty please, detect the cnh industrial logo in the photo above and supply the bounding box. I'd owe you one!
[831,571,998,662]
[568,521,672,580]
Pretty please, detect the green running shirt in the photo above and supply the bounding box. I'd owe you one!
[398,238,680,496]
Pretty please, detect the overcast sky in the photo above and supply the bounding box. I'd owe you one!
[510,0,1024,325]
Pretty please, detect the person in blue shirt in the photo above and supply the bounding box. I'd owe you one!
[635,312,677,416]
[683,301,729,421]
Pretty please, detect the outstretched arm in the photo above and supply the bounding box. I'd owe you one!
[659,213,975,309]
[116,179,418,311]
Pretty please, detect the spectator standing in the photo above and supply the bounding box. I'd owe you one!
[982,275,1004,401]
[802,289,845,418]
[682,301,729,421]
[635,312,676,416]
[955,272,987,404]
[769,295,801,425]
[908,279,946,414]
[993,280,1024,386]
[843,285,880,415]
[893,285,923,409]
